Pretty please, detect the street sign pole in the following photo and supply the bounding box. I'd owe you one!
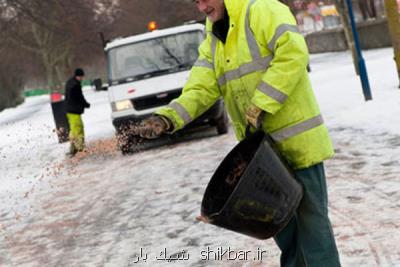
[345,0,373,101]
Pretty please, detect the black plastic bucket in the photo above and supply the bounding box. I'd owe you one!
[201,131,303,239]
[51,99,69,143]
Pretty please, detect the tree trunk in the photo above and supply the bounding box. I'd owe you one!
[384,0,400,87]
[335,0,360,75]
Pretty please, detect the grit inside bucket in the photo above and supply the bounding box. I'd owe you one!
[201,131,303,239]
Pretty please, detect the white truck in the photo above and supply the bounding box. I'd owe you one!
[104,23,228,153]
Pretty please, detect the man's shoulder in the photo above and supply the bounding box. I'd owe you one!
[66,77,74,85]
[66,77,80,88]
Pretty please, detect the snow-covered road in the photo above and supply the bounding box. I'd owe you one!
[1,48,400,267]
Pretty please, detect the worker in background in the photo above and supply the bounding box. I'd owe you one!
[65,68,90,157]
[134,0,341,266]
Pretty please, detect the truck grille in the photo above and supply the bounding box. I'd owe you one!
[131,89,182,111]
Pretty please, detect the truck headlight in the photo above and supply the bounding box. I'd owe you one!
[112,100,133,111]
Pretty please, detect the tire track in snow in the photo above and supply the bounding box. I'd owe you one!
[328,127,400,267]
[330,206,393,267]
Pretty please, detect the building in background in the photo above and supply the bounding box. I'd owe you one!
[283,0,387,34]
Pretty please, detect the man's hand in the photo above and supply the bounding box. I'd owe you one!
[135,115,172,139]
[245,104,264,129]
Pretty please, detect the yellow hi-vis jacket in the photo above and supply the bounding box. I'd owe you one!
[156,0,334,169]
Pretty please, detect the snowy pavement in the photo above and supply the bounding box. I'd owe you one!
[0,48,400,267]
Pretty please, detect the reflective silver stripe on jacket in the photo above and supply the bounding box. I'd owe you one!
[257,81,288,104]
[211,34,217,62]
[193,59,214,69]
[268,24,300,52]
[245,0,260,60]
[168,101,192,125]
[270,115,324,142]
[218,55,273,86]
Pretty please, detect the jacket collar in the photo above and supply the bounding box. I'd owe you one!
[206,0,248,32]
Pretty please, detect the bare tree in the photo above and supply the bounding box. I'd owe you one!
[0,39,27,111]
[0,0,200,110]
[1,0,117,92]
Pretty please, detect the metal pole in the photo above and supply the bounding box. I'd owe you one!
[345,0,373,101]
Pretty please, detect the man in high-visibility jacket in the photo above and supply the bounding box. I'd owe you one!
[135,0,341,265]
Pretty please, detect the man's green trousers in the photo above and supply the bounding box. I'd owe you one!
[274,163,341,267]
[66,113,85,153]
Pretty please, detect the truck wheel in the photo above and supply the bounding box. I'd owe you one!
[216,110,229,135]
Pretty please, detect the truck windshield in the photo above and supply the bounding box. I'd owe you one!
[108,30,204,83]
